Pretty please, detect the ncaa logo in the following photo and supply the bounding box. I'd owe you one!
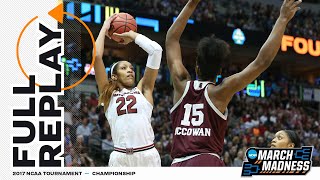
[247,149,257,159]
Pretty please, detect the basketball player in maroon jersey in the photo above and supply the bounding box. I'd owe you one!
[166,0,302,166]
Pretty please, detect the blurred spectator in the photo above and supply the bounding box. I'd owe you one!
[232,150,244,167]
[76,117,91,146]
[102,133,114,151]
[88,93,99,108]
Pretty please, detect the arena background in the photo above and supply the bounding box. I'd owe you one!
[59,0,320,167]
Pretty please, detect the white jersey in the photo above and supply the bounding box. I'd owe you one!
[105,87,155,149]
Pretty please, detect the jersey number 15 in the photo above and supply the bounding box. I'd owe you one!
[181,104,204,126]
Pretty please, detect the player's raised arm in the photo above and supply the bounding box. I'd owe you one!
[217,0,301,100]
[113,31,163,105]
[93,15,117,94]
[165,0,200,101]
[134,34,162,104]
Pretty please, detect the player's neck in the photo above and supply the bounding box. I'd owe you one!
[118,85,134,91]
[197,78,215,84]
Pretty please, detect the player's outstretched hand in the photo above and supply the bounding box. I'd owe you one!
[112,30,138,45]
[280,0,302,22]
[103,14,118,38]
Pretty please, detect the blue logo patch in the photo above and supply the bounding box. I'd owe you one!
[247,149,257,159]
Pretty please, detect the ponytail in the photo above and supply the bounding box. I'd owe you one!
[284,130,301,148]
[99,80,118,109]
[99,62,119,109]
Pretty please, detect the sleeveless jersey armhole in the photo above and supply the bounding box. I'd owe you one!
[135,87,153,109]
[170,81,191,113]
[105,90,117,118]
[204,86,228,120]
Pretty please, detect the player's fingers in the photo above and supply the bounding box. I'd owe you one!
[112,33,124,37]
[293,6,301,13]
[287,0,295,5]
[104,29,111,38]
[292,0,302,8]
[119,42,128,45]
[117,39,125,44]
[105,34,111,39]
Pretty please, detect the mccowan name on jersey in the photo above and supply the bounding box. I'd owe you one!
[174,127,211,136]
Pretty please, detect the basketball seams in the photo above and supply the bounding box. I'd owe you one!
[117,13,134,20]
[126,22,137,28]
[127,24,137,31]
[112,25,126,34]
[112,21,136,28]
[116,13,134,20]
[124,13,127,33]
[127,26,133,31]
[109,13,137,41]
[116,14,127,20]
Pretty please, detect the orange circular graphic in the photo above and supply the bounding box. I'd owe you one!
[16,13,96,91]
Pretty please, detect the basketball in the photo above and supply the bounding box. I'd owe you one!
[108,13,137,43]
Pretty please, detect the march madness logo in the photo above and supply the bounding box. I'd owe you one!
[241,147,313,176]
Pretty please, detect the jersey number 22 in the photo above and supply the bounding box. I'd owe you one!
[116,95,137,116]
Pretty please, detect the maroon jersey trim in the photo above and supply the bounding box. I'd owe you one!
[170,81,191,113]
[171,152,221,164]
[204,86,228,120]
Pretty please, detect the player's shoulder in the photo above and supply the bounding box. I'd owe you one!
[206,82,230,114]
[206,83,223,99]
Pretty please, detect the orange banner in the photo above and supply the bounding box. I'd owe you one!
[281,35,320,57]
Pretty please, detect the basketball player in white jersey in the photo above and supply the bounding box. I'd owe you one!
[94,14,162,166]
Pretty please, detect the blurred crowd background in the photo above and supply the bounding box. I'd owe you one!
[87,0,320,39]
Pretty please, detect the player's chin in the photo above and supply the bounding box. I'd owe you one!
[124,79,135,87]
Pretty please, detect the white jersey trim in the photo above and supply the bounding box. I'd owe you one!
[171,153,220,165]
[105,90,117,118]
[170,81,191,113]
[135,87,153,109]
[204,86,228,120]
[193,80,210,90]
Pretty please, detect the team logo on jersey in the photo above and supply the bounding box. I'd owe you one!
[241,147,313,176]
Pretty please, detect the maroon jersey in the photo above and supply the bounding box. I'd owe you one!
[170,80,228,159]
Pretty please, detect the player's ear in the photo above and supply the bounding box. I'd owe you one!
[288,143,295,148]
[111,74,118,81]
